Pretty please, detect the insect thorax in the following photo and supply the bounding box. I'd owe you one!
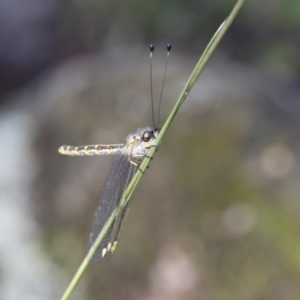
[125,126,158,158]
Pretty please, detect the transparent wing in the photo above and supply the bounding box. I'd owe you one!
[88,148,138,261]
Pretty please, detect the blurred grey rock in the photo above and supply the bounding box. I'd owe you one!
[0,0,60,92]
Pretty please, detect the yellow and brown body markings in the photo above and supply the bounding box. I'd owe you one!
[58,144,124,156]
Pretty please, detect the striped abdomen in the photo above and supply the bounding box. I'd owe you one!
[58,144,124,156]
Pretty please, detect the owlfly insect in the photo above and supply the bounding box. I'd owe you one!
[58,44,171,261]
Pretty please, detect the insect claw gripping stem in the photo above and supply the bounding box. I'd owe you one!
[144,155,153,160]
[149,144,158,152]
[138,166,145,174]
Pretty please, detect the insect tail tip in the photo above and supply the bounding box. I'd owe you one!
[102,248,107,257]
[110,240,118,254]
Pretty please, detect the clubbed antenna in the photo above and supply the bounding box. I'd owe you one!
[157,43,172,129]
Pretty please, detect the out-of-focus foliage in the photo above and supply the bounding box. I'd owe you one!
[0,1,300,300]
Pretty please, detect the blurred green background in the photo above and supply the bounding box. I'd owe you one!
[1,0,300,299]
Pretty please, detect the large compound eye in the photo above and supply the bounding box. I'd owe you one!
[142,130,153,142]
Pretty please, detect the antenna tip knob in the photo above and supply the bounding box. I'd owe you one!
[149,44,155,52]
[167,43,172,52]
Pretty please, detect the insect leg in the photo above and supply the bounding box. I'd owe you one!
[129,158,145,174]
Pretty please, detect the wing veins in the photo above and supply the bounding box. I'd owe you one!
[88,144,139,261]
